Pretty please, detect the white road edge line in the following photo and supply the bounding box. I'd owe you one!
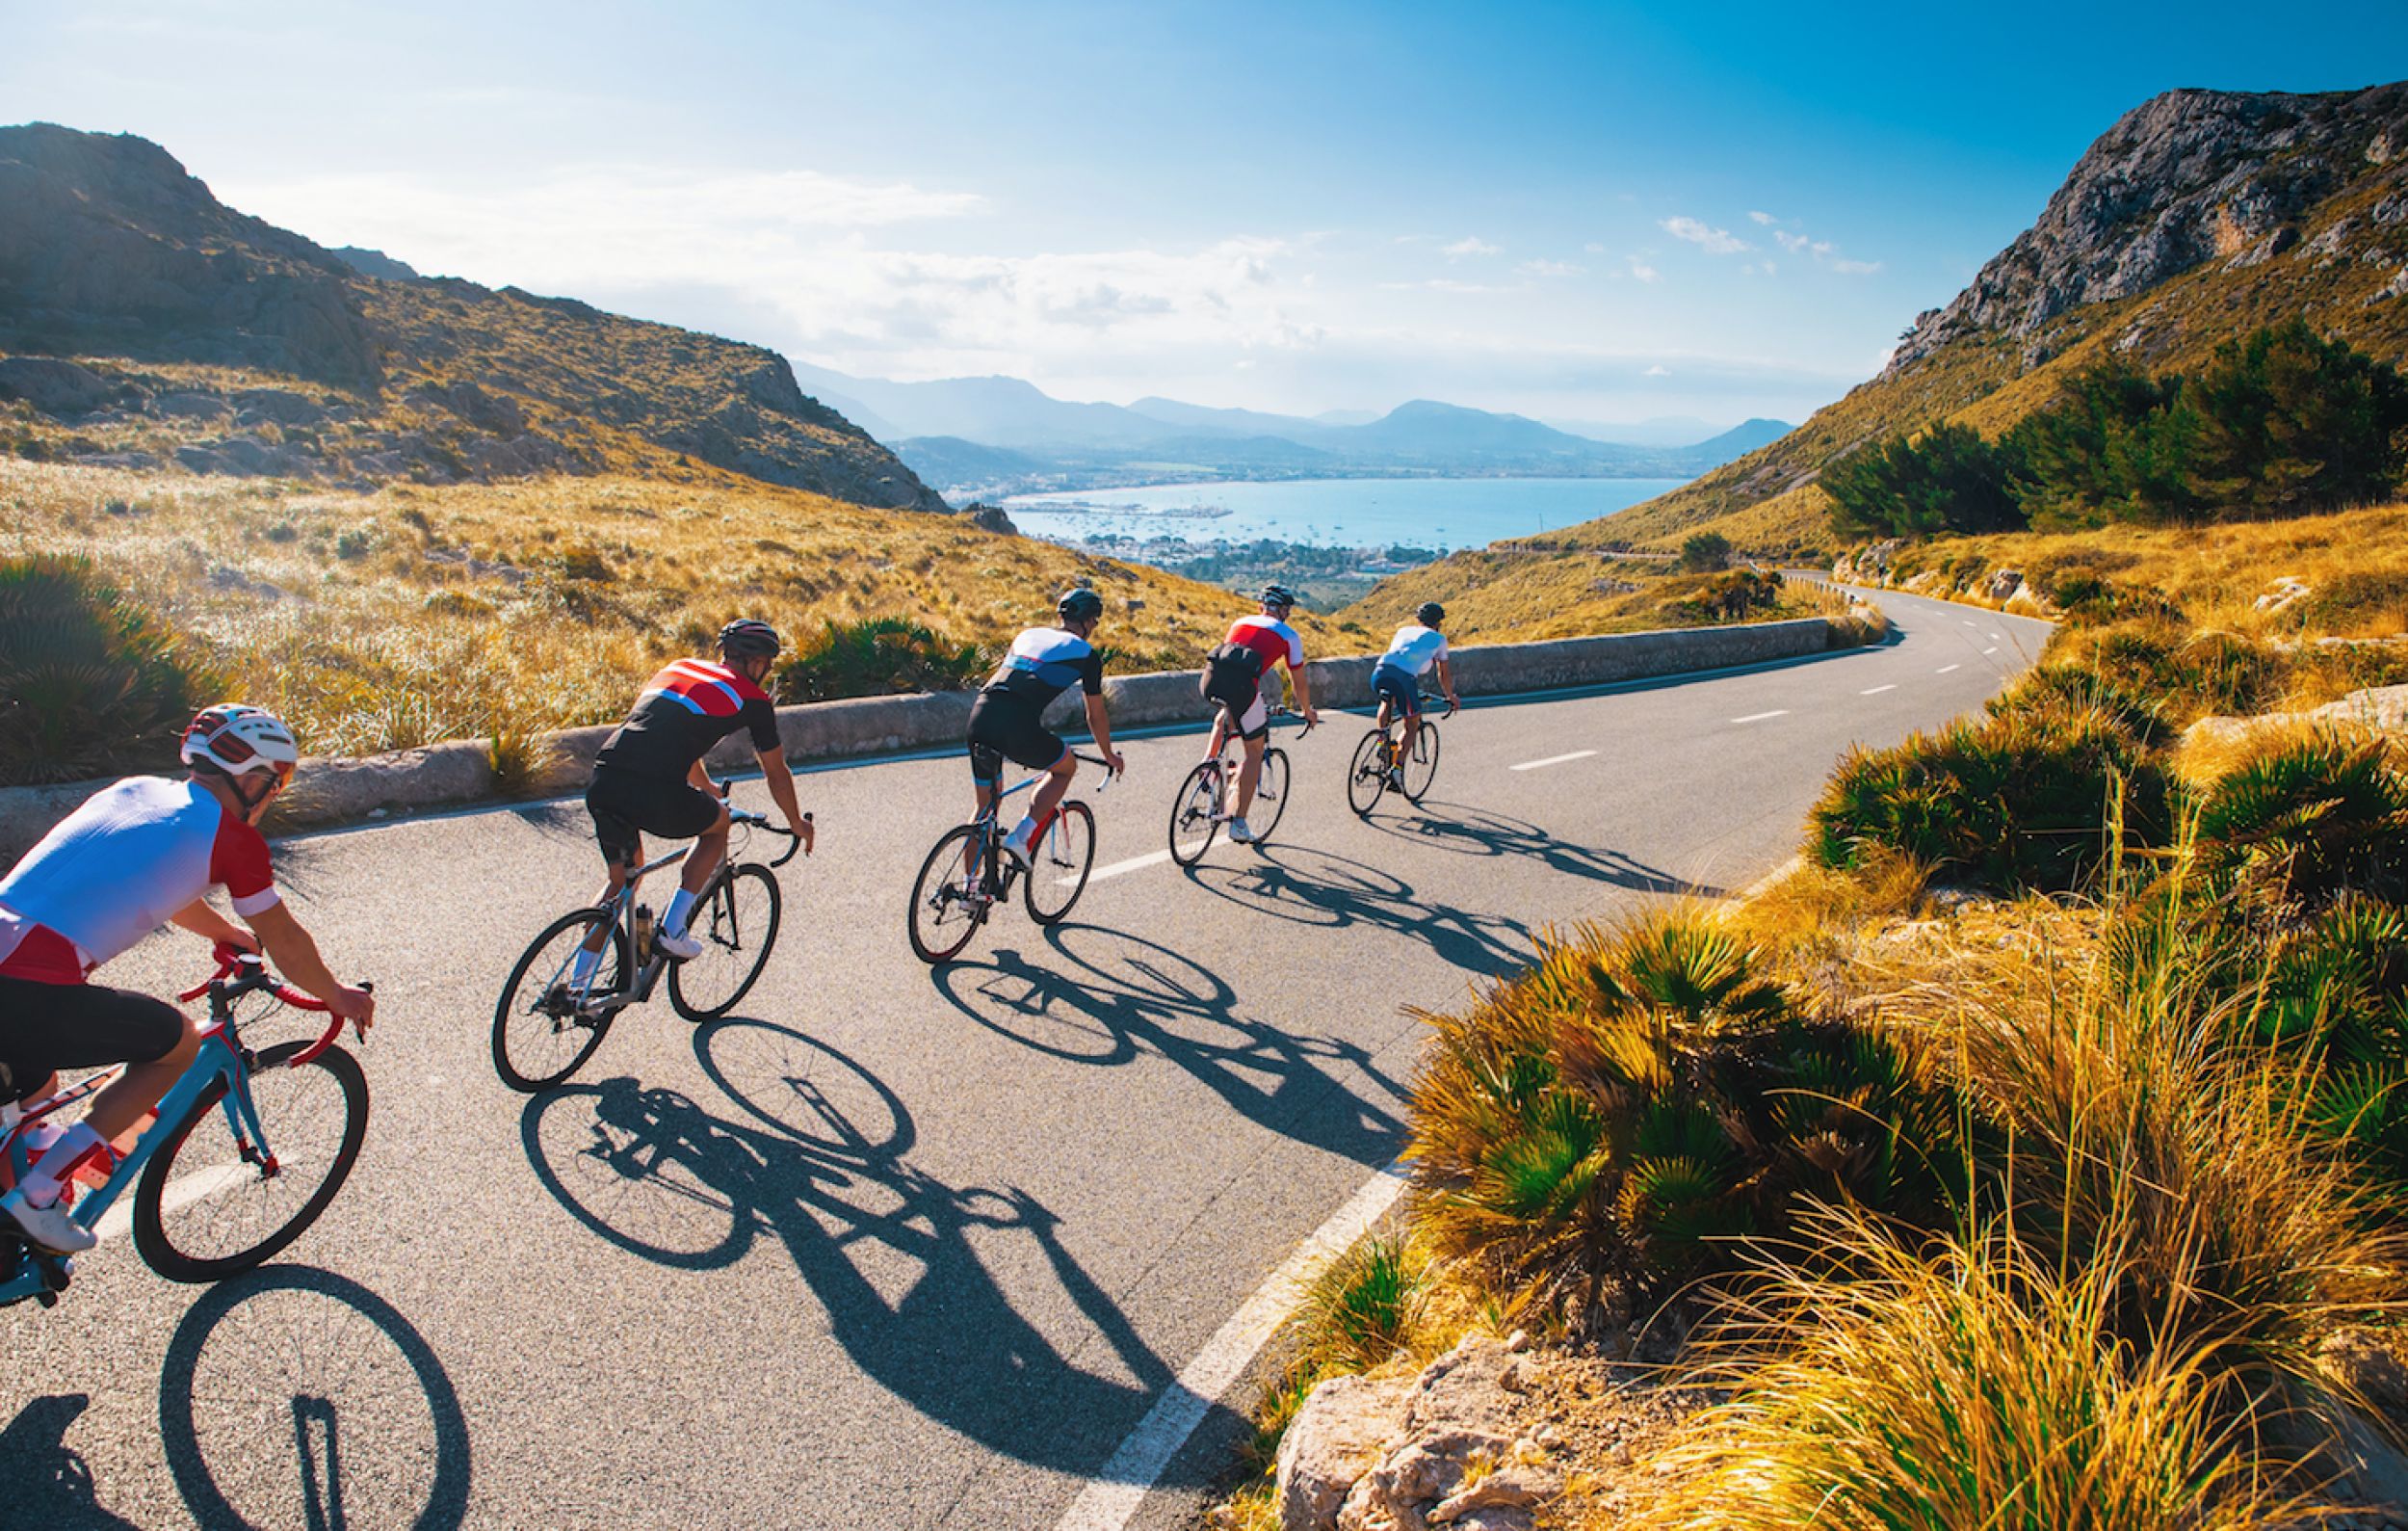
[1730,709,1790,724]
[1081,848,1176,884]
[1055,1159,1412,1531]
[1508,751,1597,772]
[91,1162,250,1245]
[1860,684,1898,696]
[1936,664,1961,673]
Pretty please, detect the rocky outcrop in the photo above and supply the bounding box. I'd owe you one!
[1889,84,2408,374]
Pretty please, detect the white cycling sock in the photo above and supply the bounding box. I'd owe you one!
[663,887,698,937]
[18,1121,103,1207]
[1007,815,1038,849]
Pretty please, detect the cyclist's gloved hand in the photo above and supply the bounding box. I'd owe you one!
[1302,706,1322,730]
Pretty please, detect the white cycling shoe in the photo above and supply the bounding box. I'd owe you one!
[998,826,1035,869]
[653,926,704,962]
[1227,816,1256,844]
[0,1187,95,1254]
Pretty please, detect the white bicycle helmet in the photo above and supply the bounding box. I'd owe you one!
[181,704,300,781]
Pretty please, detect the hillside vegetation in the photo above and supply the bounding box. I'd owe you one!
[1344,81,2408,632]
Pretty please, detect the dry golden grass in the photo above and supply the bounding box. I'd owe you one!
[1338,558,1860,646]
[0,459,1301,756]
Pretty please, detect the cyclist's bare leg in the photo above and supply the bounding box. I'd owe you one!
[580,852,635,959]
[1028,752,1078,827]
[678,803,734,897]
[84,1013,202,1142]
[1206,705,1232,763]
[1235,733,1267,817]
[1400,711,1422,762]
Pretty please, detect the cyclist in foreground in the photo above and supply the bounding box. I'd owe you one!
[573,619,815,985]
[1199,584,1320,842]
[0,705,376,1254]
[971,588,1126,869]
[1374,601,1460,789]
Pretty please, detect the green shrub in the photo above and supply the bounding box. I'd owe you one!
[2036,622,2280,729]
[1811,700,2166,892]
[1824,420,2029,541]
[1676,531,1733,573]
[0,555,222,786]
[2194,733,2408,911]
[778,617,991,702]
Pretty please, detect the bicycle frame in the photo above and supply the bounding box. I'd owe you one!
[965,752,1113,891]
[562,808,800,1019]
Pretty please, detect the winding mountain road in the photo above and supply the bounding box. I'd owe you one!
[3,587,2052,1530]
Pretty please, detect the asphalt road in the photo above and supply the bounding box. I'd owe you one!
[3,587,2053,1530]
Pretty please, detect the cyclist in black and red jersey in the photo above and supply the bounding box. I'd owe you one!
[573,620,814,983]
[1199,584,1321,843]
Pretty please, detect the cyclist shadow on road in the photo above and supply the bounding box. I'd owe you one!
[150,1263,474,1531]
[1362,803,1727,899]
[933,922,1411,1171]
[519,1021,1212,1481]
[1183,841,1537,978]
[0,1395,146,1531]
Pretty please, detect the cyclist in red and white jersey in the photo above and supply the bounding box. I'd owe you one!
[0,705,375,1254]
[1198,585,1320,843]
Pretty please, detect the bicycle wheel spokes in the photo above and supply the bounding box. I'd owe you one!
[493,909,624,1092]
[1025,801,1096,924]
[1404,721,1442,802]
[1167,761,1222,867]
[133,1042,369,1282]
[909,825,992,963]
[668,863,783,1021]
[1347,729,1390,817]
[1253,747,1292,841]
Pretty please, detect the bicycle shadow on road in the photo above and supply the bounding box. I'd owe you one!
[0,1394,147,1531]
[519,1022,1217,1481]
[152,1263,473,1531]
[932,923,1411,1171]
[1362,802,1728,898]
[1181,841,1536,978]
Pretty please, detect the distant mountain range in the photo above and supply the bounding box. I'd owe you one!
[782,359,1790,498]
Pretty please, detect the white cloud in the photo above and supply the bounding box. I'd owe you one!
[1440,235,1502,258]
[1517,258,1584,277]
[1644,364,1671,377]
[1747,210,1778,225]
[1627,256,1661,283]
[1831,257,1884,275]
[1660,217,1749,255]
[1583,242,1608,253]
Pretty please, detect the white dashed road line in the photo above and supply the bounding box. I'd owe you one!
[1983,647,2000,655]
[1509,751,1597,772]
[1860,684,1898,696]
[1936,664,1961,673]
[92,1163,249,1245]
[1731,710,1791,724]
[1082,848,1175,884]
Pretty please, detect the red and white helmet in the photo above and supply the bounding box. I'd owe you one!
[181,704,300,782]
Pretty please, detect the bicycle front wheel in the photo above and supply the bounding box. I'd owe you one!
[1167,761,1222,867]
[668,863,782,1021]
[1252,748,1292,842]
[493,909,625,1092]
[1025,801,1097,925]
[1403,722,1442,803]
[909,825,991,963]
[1347,729,1390,817]
[132,1041,369,1283]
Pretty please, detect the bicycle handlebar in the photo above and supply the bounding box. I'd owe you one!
[732,808,811,867]
[184,944,370,1066]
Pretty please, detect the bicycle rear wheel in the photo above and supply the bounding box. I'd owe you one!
[493,909,625,1092]
[668,863,782,1021]
[909,825,992,963]
[1025,801,1096,925]
[1252,748,1292,842]
[1347,729,1390,817]
[133,1041,369,1282]
[1403,722,1442,803]
[1167,761,1222,867]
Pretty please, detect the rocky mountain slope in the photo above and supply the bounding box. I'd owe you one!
[0,123,945,513]
[1347,79,2408,627]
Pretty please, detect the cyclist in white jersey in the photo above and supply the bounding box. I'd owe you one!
[968,588,1126,868]
[0,706,375,1254]
[1373,602,1459,788]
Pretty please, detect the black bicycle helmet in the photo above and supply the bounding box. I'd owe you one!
[1260,584,1296,611]
[1058,587,1105,623]
[717,618,782,660]
[1416,601,1446,627]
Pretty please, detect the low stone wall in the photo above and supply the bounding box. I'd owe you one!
[0,616,1841,858]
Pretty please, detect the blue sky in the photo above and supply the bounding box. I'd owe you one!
[6,1,2404,427]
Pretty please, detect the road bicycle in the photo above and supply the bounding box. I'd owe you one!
[0,946,372,1306]
[1347,691,1453,816]
[1168,705,1312,867]
[492,807,802,1092]
[907,752,1113,963]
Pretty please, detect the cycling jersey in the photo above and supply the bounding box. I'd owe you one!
[594,660,781,779]
[0,777,279,986]
[1379,623,1449,678]
[982,627,1104,710]
[1224,615,1304,675]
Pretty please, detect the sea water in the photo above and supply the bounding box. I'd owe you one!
[1001,476,1690,553]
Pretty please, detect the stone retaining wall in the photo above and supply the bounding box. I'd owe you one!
[0,616,1842,859]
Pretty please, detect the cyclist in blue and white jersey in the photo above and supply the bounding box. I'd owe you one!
[970,588,1126,867]
[1372,601,1459,789]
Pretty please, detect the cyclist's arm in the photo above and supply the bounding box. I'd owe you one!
[1289,661,1318,723]
[170,897,258,954]
[756,749,814,853]
[244,901,376,1027]
[1434,656,1459,708]
[1084,692,1124,774]
[688,757,718,797]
